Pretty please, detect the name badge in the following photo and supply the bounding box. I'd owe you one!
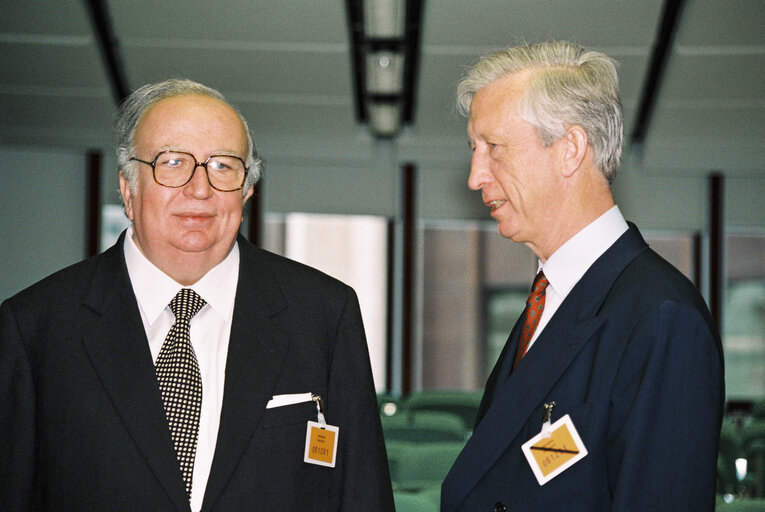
[304,421,339,467]
[303,394,339,468]
[521,413,587,485]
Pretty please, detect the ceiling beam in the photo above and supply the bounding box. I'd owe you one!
[401,0,424,124]
[83,0,130,105]
[345,0,367,122]
[630,0,686,148]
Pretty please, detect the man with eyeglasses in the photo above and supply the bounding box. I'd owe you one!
[0,79,394,511]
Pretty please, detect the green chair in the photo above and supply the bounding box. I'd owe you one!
[394,490,439,512]
[402,390,483,430]
[389,440,464,492]
[718,419,742,494]
[751,399,765,421]
[385,439,410,486]
[741,420,765,497]
[381,410,468,443]
[417,484,442,509]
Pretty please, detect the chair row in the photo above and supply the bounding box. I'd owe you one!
[716,496,765,511]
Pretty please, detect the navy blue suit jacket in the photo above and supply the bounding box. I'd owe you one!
[0,233,394,511]
[441,224,724,511]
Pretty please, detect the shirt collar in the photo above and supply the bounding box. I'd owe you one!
[123,226,240,325]
[540,205,628,298]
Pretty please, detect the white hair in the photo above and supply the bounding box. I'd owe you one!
[457,41,623,182]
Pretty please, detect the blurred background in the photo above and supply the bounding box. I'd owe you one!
[1,1,764,508]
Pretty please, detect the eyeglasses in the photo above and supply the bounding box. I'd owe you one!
[129,150,248,192]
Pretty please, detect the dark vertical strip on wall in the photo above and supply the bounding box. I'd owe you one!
[248,181,263,246]
[401,163,416,395]
[385,220,395,393]
[86,150,102,257]
[708,172,724,331]
[693,231,702,290]
[477,229,488,381]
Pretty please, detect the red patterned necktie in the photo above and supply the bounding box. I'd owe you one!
[512,271,550,370]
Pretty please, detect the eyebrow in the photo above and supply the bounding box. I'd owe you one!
[155,146,244,158]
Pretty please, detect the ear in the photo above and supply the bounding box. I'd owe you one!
[242,185,255,205]
[560,125,588,178]
[118,171,135,221]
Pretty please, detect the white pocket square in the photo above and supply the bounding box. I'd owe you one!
[266,392,313,409]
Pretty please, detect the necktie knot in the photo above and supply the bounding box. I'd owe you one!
[169,288,206,322]
[527,271,550,308]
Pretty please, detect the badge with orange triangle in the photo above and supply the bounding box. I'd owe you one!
[521,406,588,485]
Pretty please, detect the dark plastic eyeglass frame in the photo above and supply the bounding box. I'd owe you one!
[129,150,249,192]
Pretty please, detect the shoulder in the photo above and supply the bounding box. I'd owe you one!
[601,248,719,353]
[596,223,706,310]
[615,248,703,306]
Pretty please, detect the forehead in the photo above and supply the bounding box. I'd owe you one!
[468,70,535,136]
[135,94,247,151]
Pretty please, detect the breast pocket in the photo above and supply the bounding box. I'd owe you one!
[260,400,318,429]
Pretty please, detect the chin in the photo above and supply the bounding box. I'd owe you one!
[498,226,527,244]
[496,222,516,240]
[175,232,218,253]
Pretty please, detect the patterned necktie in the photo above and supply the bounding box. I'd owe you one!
[155,288,205,500]
[512,271,550,370]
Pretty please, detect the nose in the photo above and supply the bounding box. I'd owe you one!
[467,147,491,191]
[184,163,214,198]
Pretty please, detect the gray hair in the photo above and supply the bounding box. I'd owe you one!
[115,78,262,196]
[457,41,623,182]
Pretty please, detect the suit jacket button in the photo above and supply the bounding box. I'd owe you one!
[494,502,507,512]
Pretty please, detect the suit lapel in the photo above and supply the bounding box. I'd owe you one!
[80,236,190,511]
[201,240,292,511]
[442,224,649,512]
[474,316,523,426]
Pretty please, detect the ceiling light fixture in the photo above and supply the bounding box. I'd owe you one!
[364,0,405,39]
[346,0,423,139]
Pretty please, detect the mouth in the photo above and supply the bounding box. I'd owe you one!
[176,212,214,221]
[488,200,506,210]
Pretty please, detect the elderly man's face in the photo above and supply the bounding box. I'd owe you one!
[466,70,564,249]
[120,94,252,280]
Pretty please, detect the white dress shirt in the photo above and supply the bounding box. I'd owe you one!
[527,205,629,352]
[123,226,238,512]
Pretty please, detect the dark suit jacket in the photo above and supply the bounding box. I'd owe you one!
[441,224,724,511]
[0,233,394,511]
